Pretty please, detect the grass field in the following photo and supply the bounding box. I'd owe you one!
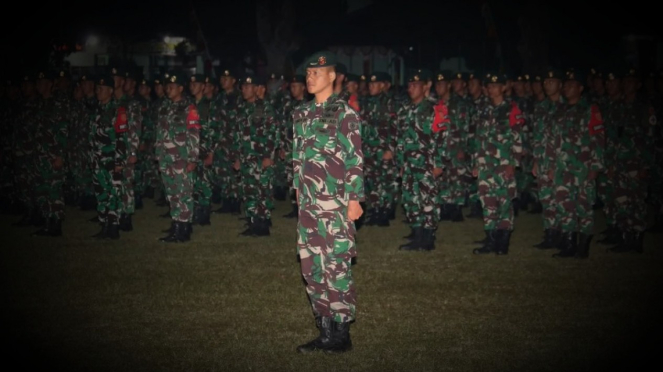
[2,199,662,372]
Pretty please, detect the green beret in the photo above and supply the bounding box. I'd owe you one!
[291,74,306,84]
[138,78,152,88]
[624,67,640,79]
[109,66,125,77]
[190,74,206,83]
[239,74,265,86]
[368,72,390,82]
[79,74,94,82]
[451,72,468,81]
[164,71,188,86]
[21,71,35,83]
[124,68,142,80]
[218,68,236,78]
[406,69,431,83]
[35,70,55,80]
[434,70,454,81]
[306,51,337,68]
[542,68,564,80]
[56,69,70,79]
[468,71,483,81]
[153,77,162,86]
[604,70,621,81]
[483,72,507,85]
[530,73,543,82]
[203,74,218,86]
[96,75,115,88]
[564,69,585,85]
[515,74,529,82]
[360,74,367,81]
[268,72,284,80]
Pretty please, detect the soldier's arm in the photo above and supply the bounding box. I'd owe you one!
[339,108,364,202]
[395,106,406,168]
[127,102,142,155]
[186,104,201,163]
[588,104,605,172]
[198,102,212,159]
[264,105,277,160]
[292,110,304,190]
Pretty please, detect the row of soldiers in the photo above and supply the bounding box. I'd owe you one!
[0,61,661,254]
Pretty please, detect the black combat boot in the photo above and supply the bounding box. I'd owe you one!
[553,232,578,258]
[252,218,271,237]
[466,200,482,219]
[575,233,593,258]
[143,186,155,199]
[473,230,490,245]
[296,316,333,354]
[274,186,287,201]
[533,229,556,249]
[92,219,109,239]
[473,230,496,254]
[439,204,451,221]
[323,321,353,354]
[634,231,644,253]
[83,194,98,211]
[597,224,620,245]
[399,228,424,251]
[451,205,464,222]
[528,201,543,214]
[364,208,379,226]
[283,203,298,218]
[211,187,221,204]
[231,198,242,215]
[420,229,436,251]
[32,216,62,237]
[214,198,231,214]
[135,194,143,210]
[192,205,202,225]
[162,220,175,233]
[520,192,530,211]
[159,221,186,243]
[403,227,416,240]
[239,218,256,236]
[30,208,46,227]
[119,213,133,232]
[198,206,211,226]
[376,208,390,227]
[388,205,397,220]
[106,222,120,240]
[495,229,511,255]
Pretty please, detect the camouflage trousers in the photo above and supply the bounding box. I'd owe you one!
[478,166,516,231]
[297,209,357,323]
[193,163,214,207]
[614,170,648,233]
[554,171,595,235]
[33,159,65,220]
[597,172,617,225]
[120,165,135,215]
[286,153,296,205]
[93,160,123,225]
[362,159,375,208]
[70,153,94,197]
[133,153,153,196]
[537,174,558,230]
[465,160,479,204]
[213,151,240,199]
[402,162,439,229]
[273,156,288,189]
[160,159,195,223]
[241,158,273,220]
[368,159,398,210]
[516,168,535,198]
[14,159,34,210]
[437,159,467,206]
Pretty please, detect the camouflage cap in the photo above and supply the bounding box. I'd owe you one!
[165,70,188,86]
[542,68,564,81]
[291,74,306,84]
[345,74,360,83]
[483,72,507,85]
[306,51,337,68]
[434,70,454,82]
[190,74,206,83]
[56,69,70,79]
[564,69,585,85]
[368,71,390,82]
[96,75,115,88]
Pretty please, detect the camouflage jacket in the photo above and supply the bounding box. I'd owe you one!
[531,97,566,172]
[396,98,446,170]
[473,100,523,170]
[365,92,398,157]
[292,93,365,210]
[437,94,472,161]
[281,97,306,155]
[553,97,604,176]
[33,95,69,162]
[614,99,656,172]
[155,97,201,163]
[216,90,241,156]
[12,97,40,159]
[600,97,624,169]
[69,99,92,157]
[116,95,142,156]
[89,99,127,167]
[233,99,277,161]
[193,96,215,159]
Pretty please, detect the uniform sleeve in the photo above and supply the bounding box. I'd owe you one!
[588,104,605,172]
[339,108,364,202]
[396,106,406,168]
[292,110,303,190]
[186,104,201,163]
[264,104,277,160]
[388,98,399,154]
[127,101,142,155]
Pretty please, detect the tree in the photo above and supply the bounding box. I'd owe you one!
[256,0,300,75]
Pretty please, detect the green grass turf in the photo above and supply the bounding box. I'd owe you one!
[2,200,662,372]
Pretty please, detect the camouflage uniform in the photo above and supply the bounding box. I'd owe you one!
[134,82,153,202]
[213,82,242,213]
[472,73,523,255]
[156,72,201,241]
[513,90,535,210]
[192,93,214,210]
[281,77,306,217]
[12,93,40,223]
[466,91,488,217]
[116,94,142,220]
[69,92,95,206]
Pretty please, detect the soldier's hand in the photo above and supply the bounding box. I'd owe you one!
[128,156,137,165]
[186,162,197,172]
[262,158,273,169]
[204,153,214,167]
[233,160,240,171]
[433,167,443,177]
[505,165,515,178]
[347,200,363,222]
[382,151,393,161]
[472,168,478,177]
[456,151,465,161]
[52,157,63,170]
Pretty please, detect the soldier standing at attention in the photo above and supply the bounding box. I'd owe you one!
[156,71,201,242]
[281,74,307,219]
[294,52,364,354]
[189,74,214,226]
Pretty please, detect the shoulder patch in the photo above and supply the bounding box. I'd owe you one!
[509,101,525,127]
[114,106,128,133]
[187,105,201,129]
[589,104,604,134]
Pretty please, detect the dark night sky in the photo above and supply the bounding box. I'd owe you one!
[2,0,659,73]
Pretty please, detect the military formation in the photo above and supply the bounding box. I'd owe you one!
[0,58,661,257]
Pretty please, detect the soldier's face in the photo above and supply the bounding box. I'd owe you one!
[451,80,465,95]
[154,84,164,96]
[345,81,358,95]
[562,81,583,100]
[95,85,113,103]
[189,81,204,96]
[204,83,215,97]
[123,78,136,94]
[368,81,383,96]
[241,83,258,101]
[166,83,184,100]
[513,81,526,97]
[139,84,151,98]
[73,85,83,100]
[486,83,506,99]
[468,79,481,96]
[524,82,532,95]
[435,81,450,98]
[221,76,235,91]
[543,79,561,97]
[531,81,543,96]
[622,77,641,96]
[36,79,53,96]
[359,81,367,93]
[290,82,305,99]
[256,85,266,99]
[407,81,425,102]
[605,79,621,97]
[306,67,335,95]
[593,78,605,94]
[82,80,95,96]
[21,82,35,97]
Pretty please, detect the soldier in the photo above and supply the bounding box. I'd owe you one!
[608,68,656,253]
[432,72,468,222]
[465,72,487,219]
[79,74,98,210]
[189,74,215,225]
[31,70,69,237]
[397,69,445,251]
[234,74,277,236]
[472,72,523,255]
[135,77,157,203]
[156,71,201,242]
[547,70,604,258]
[333,62,347,96]
[89,75,127,240]
[68,77,96,211]
[151,77,169,206]
[294,51,363,354]
[363,72,398,226]
[531,69,566,249]
[513,74,535,214]
[281,74,307,219]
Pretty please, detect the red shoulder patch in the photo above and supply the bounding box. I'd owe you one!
[187,104,201,129]
[589,104,604,135]
[348,94,360,112]
[115,106,128,133]
[432,101,450,133]
[509,101,525,127]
